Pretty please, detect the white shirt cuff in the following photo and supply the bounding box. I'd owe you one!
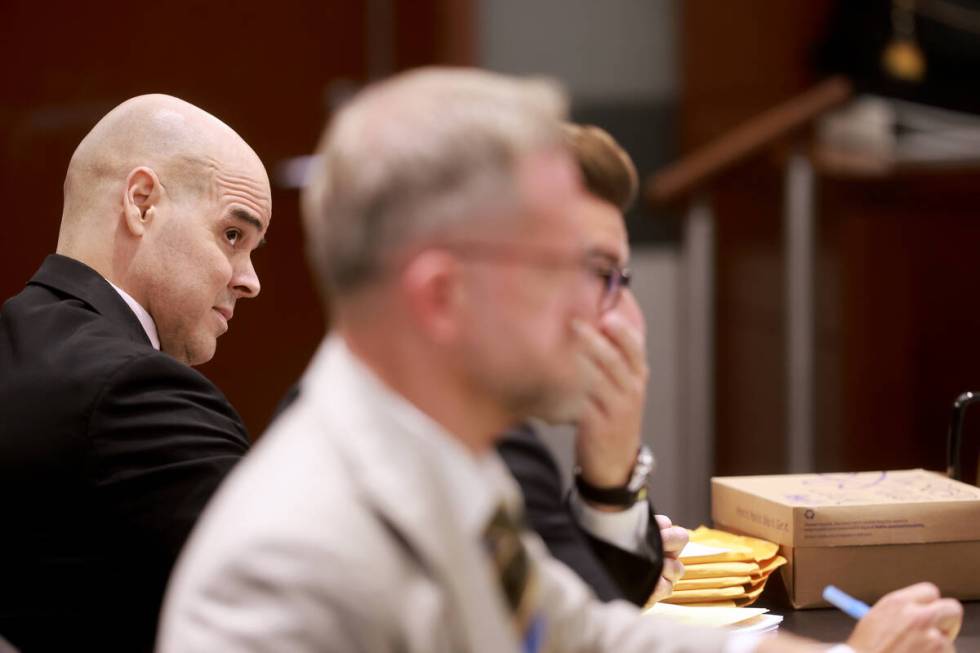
[568,487,650,555]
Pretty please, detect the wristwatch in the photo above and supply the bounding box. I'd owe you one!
[574,444,654,508]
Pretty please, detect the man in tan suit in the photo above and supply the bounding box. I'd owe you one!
[158,68,961,653]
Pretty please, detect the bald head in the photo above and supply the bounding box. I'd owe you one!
[55,94,272,366]
[59,94,265,250]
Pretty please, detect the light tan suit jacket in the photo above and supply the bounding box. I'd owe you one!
[157,337,731,653]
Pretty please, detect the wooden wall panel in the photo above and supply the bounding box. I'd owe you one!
[0,0,474,439]
[680,1,837,476]
[680,0,980,478]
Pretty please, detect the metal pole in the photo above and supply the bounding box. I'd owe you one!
[682,193,715,524]
[785,150,816,473]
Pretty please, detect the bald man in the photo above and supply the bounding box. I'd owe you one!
[0,95,271,651]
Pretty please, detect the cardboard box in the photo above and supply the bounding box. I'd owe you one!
[711,469,980,608]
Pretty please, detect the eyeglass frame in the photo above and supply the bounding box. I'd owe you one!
[426,239,631,312]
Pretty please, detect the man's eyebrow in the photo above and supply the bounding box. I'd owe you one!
[230,208,268,247]
[585,247,624,266]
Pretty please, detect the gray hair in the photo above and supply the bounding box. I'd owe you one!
[302,67,568,296]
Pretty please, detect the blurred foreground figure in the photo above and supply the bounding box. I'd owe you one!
[0,94,270,651]
[158,68,961,653]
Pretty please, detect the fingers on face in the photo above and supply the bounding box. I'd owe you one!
[580,352,633,426]
[578,355,613,417]
[600,314,648,376]
[575,320,632,392]
[575,328,646,428]
[578,394,601,428]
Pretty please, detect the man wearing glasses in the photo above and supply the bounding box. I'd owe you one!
[497,123,686,608]
[260,123,676,609]
[159,68,962,653]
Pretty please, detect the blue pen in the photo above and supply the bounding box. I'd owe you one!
[823,585,871,619]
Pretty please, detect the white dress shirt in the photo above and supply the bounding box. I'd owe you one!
[570,489,653,555]
[107,281,160,350]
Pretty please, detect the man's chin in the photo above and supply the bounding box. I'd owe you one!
[189,341,218,367]
[162,336,217,367]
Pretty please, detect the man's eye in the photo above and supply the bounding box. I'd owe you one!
[588,262,615,282]
[225,229,242,246]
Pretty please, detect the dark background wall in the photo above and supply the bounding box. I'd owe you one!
[7,0,979,486]
[0,0,473,438]
[679,0,980,482]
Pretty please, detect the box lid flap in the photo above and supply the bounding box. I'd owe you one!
[712,469,980,546]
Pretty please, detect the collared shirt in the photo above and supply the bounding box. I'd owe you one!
[341,357,651,552]
[107,281,160,350]
[326,337,516,541]
[523,419,653,557]
[569,490,652,555]
[158,333,738,653]
[333,341,751,653]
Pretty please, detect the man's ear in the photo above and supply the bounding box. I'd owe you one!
[401,250,463,345]
[123,166,163,237]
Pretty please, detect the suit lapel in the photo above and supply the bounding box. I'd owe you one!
[308,339,519,653]
[28,254,152,348]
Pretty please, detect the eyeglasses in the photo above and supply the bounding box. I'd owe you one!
[593,262,632,312]
[433,240,631,312]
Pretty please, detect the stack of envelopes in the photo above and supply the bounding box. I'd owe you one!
[657,526,787,608]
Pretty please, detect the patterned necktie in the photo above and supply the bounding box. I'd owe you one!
[482,505,545,653]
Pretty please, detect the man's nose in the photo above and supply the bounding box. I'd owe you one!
[231,257,261,298]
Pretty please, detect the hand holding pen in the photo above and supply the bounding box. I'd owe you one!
[823,585,870,619]
[824,583,961,652]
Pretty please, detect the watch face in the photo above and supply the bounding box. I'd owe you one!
[628,445,655,493]
[637,445,654,470]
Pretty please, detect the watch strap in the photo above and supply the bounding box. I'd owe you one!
[574,474,646,507]
[574,445,653,508]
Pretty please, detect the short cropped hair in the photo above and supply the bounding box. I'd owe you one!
[560,123,638,213]
[302,67,568,296]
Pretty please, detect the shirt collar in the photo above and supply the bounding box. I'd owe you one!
[107,281,161,350]
[317,336,513,537]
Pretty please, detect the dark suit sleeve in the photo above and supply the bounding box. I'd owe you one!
[85,352,250,558]
[578,505,663,607]
[497,424,662,606]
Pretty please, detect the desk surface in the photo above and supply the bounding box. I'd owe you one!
[758,600,980,648]
[751,573,980,647]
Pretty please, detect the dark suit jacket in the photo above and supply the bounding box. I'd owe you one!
[496,423,663,606]
[0,255,250,652]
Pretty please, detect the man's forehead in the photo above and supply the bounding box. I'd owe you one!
[515,148,582,204]
[207,162,272,221]
[511,149,587,233]
[203,152,270,188]
[577,195,628,262]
